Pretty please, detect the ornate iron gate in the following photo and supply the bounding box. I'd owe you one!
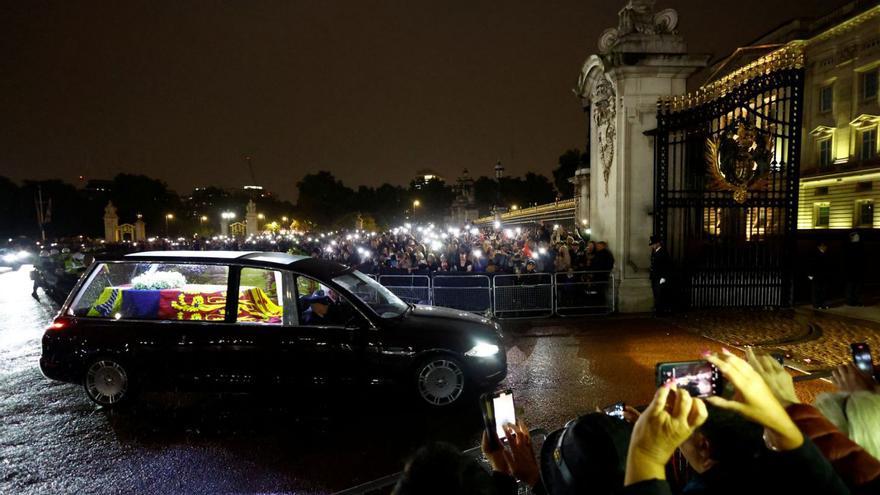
[654,46,805,308]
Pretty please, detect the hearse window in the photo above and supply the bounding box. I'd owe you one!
[236,267,283,325]
[70,262,229,321]
[296,276,357,327]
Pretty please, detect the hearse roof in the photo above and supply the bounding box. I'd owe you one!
[120,251,351,279]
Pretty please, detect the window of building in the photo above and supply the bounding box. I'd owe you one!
[819,85,833,113]
[813,202,830,228]
[859,128,878,161]
[855,200,874,227]
[862,70,879,101]
[815,186,829,196]
[857,181,874,192]
[70,262,229,320]
[237,267,283,324]
[818,138,833,167]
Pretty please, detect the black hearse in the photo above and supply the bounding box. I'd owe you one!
[40,251,506,407]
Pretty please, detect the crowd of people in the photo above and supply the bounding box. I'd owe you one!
[29,222,616,277]
[393,348,880,495]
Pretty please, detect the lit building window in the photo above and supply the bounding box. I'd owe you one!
[855,200,874,227]
[862,70,878,101]
[859,128,877,161]
[818,138,832,168]
[819,85,833,113]
[813,202,830,228]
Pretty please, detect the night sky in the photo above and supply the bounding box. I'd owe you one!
[1,0,850,201]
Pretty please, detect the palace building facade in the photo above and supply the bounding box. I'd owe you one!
[704,1,880,230]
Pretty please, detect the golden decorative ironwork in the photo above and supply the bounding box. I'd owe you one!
[705,120,776,204]
[659,41,805,113]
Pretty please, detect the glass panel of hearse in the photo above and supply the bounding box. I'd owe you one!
[70,262,231,322]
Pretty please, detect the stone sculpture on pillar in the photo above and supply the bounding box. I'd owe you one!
[245,200,258,237]
[103,201,119,242]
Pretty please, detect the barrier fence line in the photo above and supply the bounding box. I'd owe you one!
[371,271,615,318]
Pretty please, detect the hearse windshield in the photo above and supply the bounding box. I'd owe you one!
[332,271,408,318]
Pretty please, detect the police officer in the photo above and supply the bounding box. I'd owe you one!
[649,235,673,314]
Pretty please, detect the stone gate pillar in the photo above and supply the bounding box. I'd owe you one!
[570,167,591,229]
[575,1,707,312]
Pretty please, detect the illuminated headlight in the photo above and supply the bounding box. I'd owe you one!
[17,251,30,259]
[2,254,16,263]
[465,341,500,358]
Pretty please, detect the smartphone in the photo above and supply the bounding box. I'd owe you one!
[602,401,625,420]
[771,352,785,365]
[851,343,874,376]
[655,360,722,398]
[480,390,516,449]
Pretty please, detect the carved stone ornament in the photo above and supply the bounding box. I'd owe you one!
[598,0,679,53]
[705,118,776,204]
[104,201,117,217]
[593,75,617,196]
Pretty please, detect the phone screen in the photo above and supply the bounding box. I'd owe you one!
[603,402,625,419]
[852,343,873,375]
[656,361,721,398]
[492,391,516,440]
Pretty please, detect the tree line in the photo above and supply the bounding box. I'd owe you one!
[0,149,588,239]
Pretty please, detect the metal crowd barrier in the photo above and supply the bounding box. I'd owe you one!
[370,271,615,318]
[377,274,432,305]
[492,273,554,318]
[554,271,616,316]
[332,428,549,495]
[431,275,493,314]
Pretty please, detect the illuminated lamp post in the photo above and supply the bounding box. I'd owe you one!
[165,213,174,237]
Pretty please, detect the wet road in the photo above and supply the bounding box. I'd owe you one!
[0,266,827,494]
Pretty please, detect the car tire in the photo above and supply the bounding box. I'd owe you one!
[84,357,133,407]
[413,354,467,407]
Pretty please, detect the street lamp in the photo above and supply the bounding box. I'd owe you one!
[258,213,265,220]
[165,213,174,237]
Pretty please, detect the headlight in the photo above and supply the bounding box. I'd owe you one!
[17,251,29,259]
[465,341,500,358]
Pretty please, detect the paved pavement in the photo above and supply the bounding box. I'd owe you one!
[0,266,840,494]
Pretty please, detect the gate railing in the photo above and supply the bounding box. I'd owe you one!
[377,275,432,305]
[554,271,616,316]
[492,273,554,318]
[431,275,493,314]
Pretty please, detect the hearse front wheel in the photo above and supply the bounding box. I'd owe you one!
[415,356,466,407]
[84,358,131,407]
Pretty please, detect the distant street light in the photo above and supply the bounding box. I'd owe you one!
[165,213,174,237]
[200,215,208,222]
[257,213,265,220]
[413,199,421,207]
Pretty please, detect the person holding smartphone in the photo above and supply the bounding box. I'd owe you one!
[623,349,851,495]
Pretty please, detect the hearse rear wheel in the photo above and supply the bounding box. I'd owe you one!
[415,356,466,407]
[84,358,131,407]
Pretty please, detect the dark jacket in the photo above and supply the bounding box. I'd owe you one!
[623,437,851,495]
[809,248,833,282]
[842,242,866,281]
[650,246,673,284]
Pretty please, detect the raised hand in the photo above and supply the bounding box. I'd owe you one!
[625,385,707,486]
[706,348,803,451]
[501,420,541,487]
[745,347,799,407]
